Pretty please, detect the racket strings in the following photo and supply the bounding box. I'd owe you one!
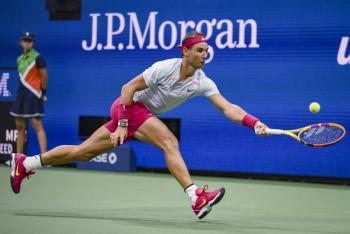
[300,126,344,144]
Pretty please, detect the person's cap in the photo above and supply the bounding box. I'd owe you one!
[20,32,35,41]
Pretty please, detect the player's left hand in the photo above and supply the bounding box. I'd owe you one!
[110,127,128,146]
[254,121,270,136]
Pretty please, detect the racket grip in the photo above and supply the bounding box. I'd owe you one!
[266,128,284,135]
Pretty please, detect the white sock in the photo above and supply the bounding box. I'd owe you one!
[23,155,43,172]
[185,184,198,205]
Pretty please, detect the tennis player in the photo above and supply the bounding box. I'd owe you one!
[10,31,269,219]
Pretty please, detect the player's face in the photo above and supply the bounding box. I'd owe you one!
[20,39,33,51]
[185,42,208,69]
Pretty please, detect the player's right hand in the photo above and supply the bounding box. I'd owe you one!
[254,121,271,136]
[110,127,128,146]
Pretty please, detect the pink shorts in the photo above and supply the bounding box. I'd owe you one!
[104,97,154,140]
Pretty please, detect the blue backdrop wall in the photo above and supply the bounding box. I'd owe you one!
[1,0,350,178]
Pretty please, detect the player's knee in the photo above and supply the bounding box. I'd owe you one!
[161,136,179,153]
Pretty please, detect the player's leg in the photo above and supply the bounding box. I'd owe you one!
[15,117,26,153]
[134,117,225,219]
[10,125,114,194]
[30,117,47,153]
[134,116,191,188]
[41,125,113,166]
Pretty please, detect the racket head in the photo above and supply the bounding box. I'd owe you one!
[297,123,346,147]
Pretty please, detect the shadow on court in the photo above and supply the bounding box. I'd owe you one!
[14,208,350,234]
[15,209,233,231]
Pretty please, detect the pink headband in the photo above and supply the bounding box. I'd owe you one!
[177,35,208,52]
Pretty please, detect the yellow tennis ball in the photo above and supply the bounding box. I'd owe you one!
[309,102,320,113]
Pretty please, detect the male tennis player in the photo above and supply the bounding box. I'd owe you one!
[10,31,269,219]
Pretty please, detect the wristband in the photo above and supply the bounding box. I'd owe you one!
[118,104,131,120]
[242,114,259,129]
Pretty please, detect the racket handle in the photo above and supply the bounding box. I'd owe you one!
[266,128,284,135]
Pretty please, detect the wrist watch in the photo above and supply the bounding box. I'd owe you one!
[118,120,128,128]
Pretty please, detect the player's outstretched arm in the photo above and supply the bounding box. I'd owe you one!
[208,93,247,123]
[208,93,269,135]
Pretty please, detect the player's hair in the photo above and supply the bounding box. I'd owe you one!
[181,31,205,48]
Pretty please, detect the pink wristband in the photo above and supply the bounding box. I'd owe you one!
[118,104,131,120]
[242,114,259,129]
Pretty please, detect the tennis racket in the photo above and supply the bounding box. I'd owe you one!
[264,123,346,147]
